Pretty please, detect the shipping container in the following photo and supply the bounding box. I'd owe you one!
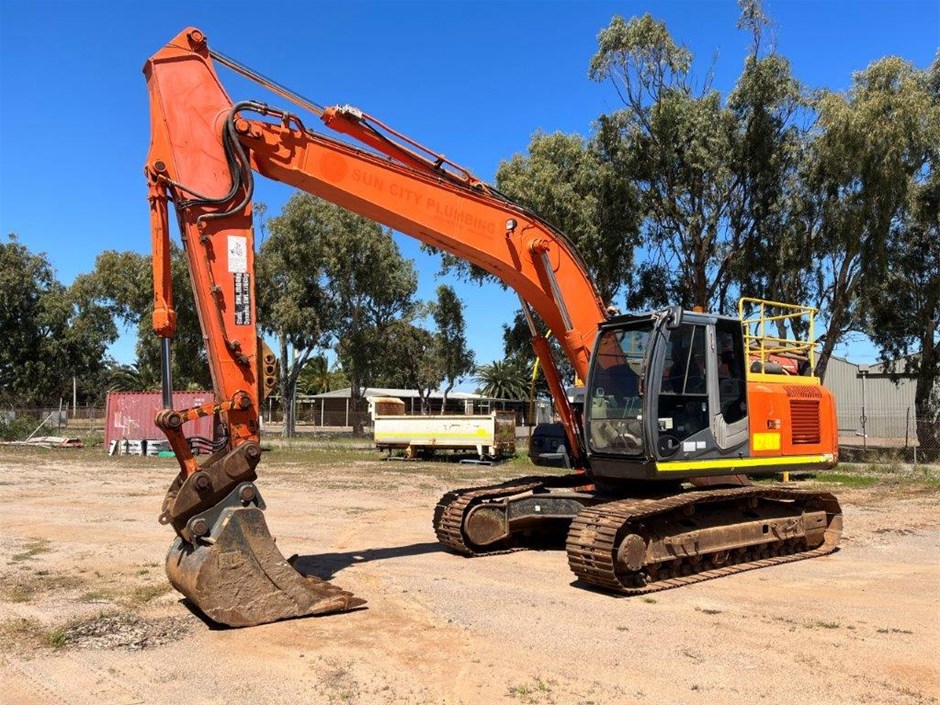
[104,392,216,451]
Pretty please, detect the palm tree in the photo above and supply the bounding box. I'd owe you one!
[107,363,160,392]
[296,355,349,395]
[474,359,530,400]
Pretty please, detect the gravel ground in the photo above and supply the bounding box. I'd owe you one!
[0,447,938,705]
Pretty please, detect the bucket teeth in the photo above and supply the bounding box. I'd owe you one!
[165,506,364,627]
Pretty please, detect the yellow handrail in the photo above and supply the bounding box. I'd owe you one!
[737,297,817,376]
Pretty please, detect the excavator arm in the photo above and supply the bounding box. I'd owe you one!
[144,28,607,626]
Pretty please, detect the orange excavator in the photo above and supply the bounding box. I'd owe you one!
[145,28,842,627]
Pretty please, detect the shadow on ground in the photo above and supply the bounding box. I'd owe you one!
[292,541,445,580]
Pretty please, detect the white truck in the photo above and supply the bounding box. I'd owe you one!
[373,411,517,460]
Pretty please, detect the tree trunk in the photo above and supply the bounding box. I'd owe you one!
[815,295,847,383]
[914,326,939,460]
[439,383,453,415]
[419,390,431,415]
[349,372,365,435]
[278,337,295,438]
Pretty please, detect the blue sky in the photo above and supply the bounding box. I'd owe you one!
[1,0,937,383]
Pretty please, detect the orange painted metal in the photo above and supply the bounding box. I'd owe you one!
[145,28,839,479]
[144,28,261,471]
[746,381,839,462]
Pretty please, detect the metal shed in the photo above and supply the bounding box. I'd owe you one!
[822,356,920,446]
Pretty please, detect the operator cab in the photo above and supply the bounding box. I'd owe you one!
[585,307,750,481]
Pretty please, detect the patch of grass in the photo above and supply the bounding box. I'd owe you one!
[127,583,171,605]
[0,617,47,650]
[616,625,629,632]
[695,606,723,615]
[507,676,556,704]
[877,627,914,635]
[80,589,116,603]
[508,684,534,699]
[10,537,51,563]
[806,620,841,630]
[812,472,879,488]
[641,597,657,604]
[317,658,360,705]
[9,585,32,602]
[45,626,68,649]
[0,570,83,602]
[0,617,75,652]
[755,462,940,493]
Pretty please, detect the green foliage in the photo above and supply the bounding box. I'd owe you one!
[296,355,348,395]
[0,415,38,442]
[0,235,115,406]
[258,194,418,433]
[495,132,641,305]
[591,13,743,310]
[328,207,418,418]
[374,321,443,413]
[432,284,475,408]
[475,359,530,400]
[589,13,691,87]
[257,196,335,436]
[856,72,940,454]
[105,362,161,392]
[501,311,574,392]
[74,247,210,392]
[727,52,811,329]
[807,54,940,380]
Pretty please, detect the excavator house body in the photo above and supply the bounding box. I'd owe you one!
[144,28,842,627]
[581,308,838,482]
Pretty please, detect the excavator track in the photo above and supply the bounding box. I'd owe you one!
[434,474,589,555]
[566,486,842,595]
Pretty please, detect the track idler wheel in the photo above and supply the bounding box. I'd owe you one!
[165,504,364,627]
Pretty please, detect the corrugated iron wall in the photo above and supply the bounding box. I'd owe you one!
[105,392,216,448]
[822,357,919,442]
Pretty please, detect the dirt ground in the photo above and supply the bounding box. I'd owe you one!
[1,444,938,705]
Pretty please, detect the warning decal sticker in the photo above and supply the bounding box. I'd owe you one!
[228,236,248,273]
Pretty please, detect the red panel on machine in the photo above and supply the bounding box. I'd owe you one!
[105,392,215,448]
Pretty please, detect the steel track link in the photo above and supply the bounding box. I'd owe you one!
[566,486,842,595]
[433,474,587,555]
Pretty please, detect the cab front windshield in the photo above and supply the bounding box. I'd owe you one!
[586,323,653,455]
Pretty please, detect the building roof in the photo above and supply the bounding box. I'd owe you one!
[300,387,485,400]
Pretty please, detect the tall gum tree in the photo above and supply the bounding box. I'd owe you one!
[806,55,940,381]
[590,13,740,311]
[432,284,475,413]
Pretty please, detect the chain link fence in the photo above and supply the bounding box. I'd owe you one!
[836,402,939,462]
[0,405,106,442]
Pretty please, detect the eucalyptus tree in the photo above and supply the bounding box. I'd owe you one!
[806,55,940,380]
[75,247,210,392]
[1,235,115,406]
[432,284,475,412]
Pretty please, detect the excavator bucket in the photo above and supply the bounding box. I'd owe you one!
[165,505,364,627]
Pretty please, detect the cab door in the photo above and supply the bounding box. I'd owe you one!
[652,322,714,458]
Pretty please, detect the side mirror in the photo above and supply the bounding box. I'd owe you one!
[665,305,684,330]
